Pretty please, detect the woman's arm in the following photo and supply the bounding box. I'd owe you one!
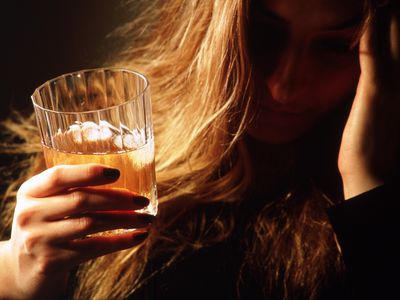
[0,241,18,299]
[0,240,70,300]
[334,3,400,297]
[338,2,400,199]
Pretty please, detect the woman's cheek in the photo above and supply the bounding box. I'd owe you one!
[309,54,360,112]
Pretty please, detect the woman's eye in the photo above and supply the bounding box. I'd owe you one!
[252,24,286,41]
[249,19,288,52]
[315,38,356,54]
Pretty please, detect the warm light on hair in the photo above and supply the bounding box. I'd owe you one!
[1,0,376,299]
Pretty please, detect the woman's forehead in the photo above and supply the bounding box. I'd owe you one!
[258,0,364,32]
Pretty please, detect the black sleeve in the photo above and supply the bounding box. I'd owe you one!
[327,178,400,300]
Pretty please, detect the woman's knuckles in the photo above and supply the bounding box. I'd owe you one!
[46,165,67,187]
[70,190,91,212]
[20,230,51,256]
[15,209,37,229]
[75,216,96,232]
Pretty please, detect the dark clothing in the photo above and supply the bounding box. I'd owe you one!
[327,178,400,300]
[126,180,399,300]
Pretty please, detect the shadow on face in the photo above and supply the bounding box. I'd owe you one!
[247,0,364,144]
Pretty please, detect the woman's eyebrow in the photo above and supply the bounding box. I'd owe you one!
[255,4,363,32]
[322,14,363,31]
[254,5,287,24]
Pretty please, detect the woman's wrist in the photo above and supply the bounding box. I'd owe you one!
[0,239,69,300]
[0,240,19,299]
[340,171,384,200]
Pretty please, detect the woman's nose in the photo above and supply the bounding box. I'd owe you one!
[266,44,304,104]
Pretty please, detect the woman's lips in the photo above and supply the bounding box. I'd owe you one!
[260,103,310,116]
[267,108,308,115]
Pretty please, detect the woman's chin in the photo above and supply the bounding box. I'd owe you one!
[246,124,311,145]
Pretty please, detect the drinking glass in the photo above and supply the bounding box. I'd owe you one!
[31,67,157,234]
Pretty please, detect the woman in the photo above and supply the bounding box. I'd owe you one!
[1,0,399,299]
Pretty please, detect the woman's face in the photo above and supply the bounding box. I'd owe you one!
[247,0,364,144]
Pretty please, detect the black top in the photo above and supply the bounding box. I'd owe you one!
[327,179,400,300]
[125,180,400,300]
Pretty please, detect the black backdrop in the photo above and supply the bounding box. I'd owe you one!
[0,0,131,178]
[1,0,129,120]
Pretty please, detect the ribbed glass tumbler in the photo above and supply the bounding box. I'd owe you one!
[31,68,158,233]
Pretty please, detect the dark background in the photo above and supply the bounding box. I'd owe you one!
[0,0,132,181]
[1,0,130,120]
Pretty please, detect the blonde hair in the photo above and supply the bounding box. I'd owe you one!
[75,1,255,298]
[1,0,377,299]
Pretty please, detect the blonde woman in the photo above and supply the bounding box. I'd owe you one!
[1,0,399,299]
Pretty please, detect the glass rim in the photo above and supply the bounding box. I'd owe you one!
[31,67,150,115]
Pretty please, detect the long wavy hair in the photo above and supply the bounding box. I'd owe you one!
[1,0,377,299]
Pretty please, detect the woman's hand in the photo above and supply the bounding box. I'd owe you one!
[0,164,153,299]
[338,2,400,199]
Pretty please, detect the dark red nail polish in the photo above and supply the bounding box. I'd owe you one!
[134,196,150,207]
[133,231,149,243]
[136,214,155,224]
[103,168,120,179]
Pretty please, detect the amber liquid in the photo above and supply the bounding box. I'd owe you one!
[42,140,157,216]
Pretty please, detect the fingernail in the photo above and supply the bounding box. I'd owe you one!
[103,168,120,179]
[136,214,155,224]
[133,231,149,243]
[133,196,150,207]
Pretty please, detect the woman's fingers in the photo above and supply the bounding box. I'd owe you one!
[19,164,121,198]
[390,1,400,67]
[359,4,391,84]
[358,2,400,93]
[40,187,149,221]
[9,163,155,298]
[45,212,155,242]
[17,228,150,275]
[64,229,150,264]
